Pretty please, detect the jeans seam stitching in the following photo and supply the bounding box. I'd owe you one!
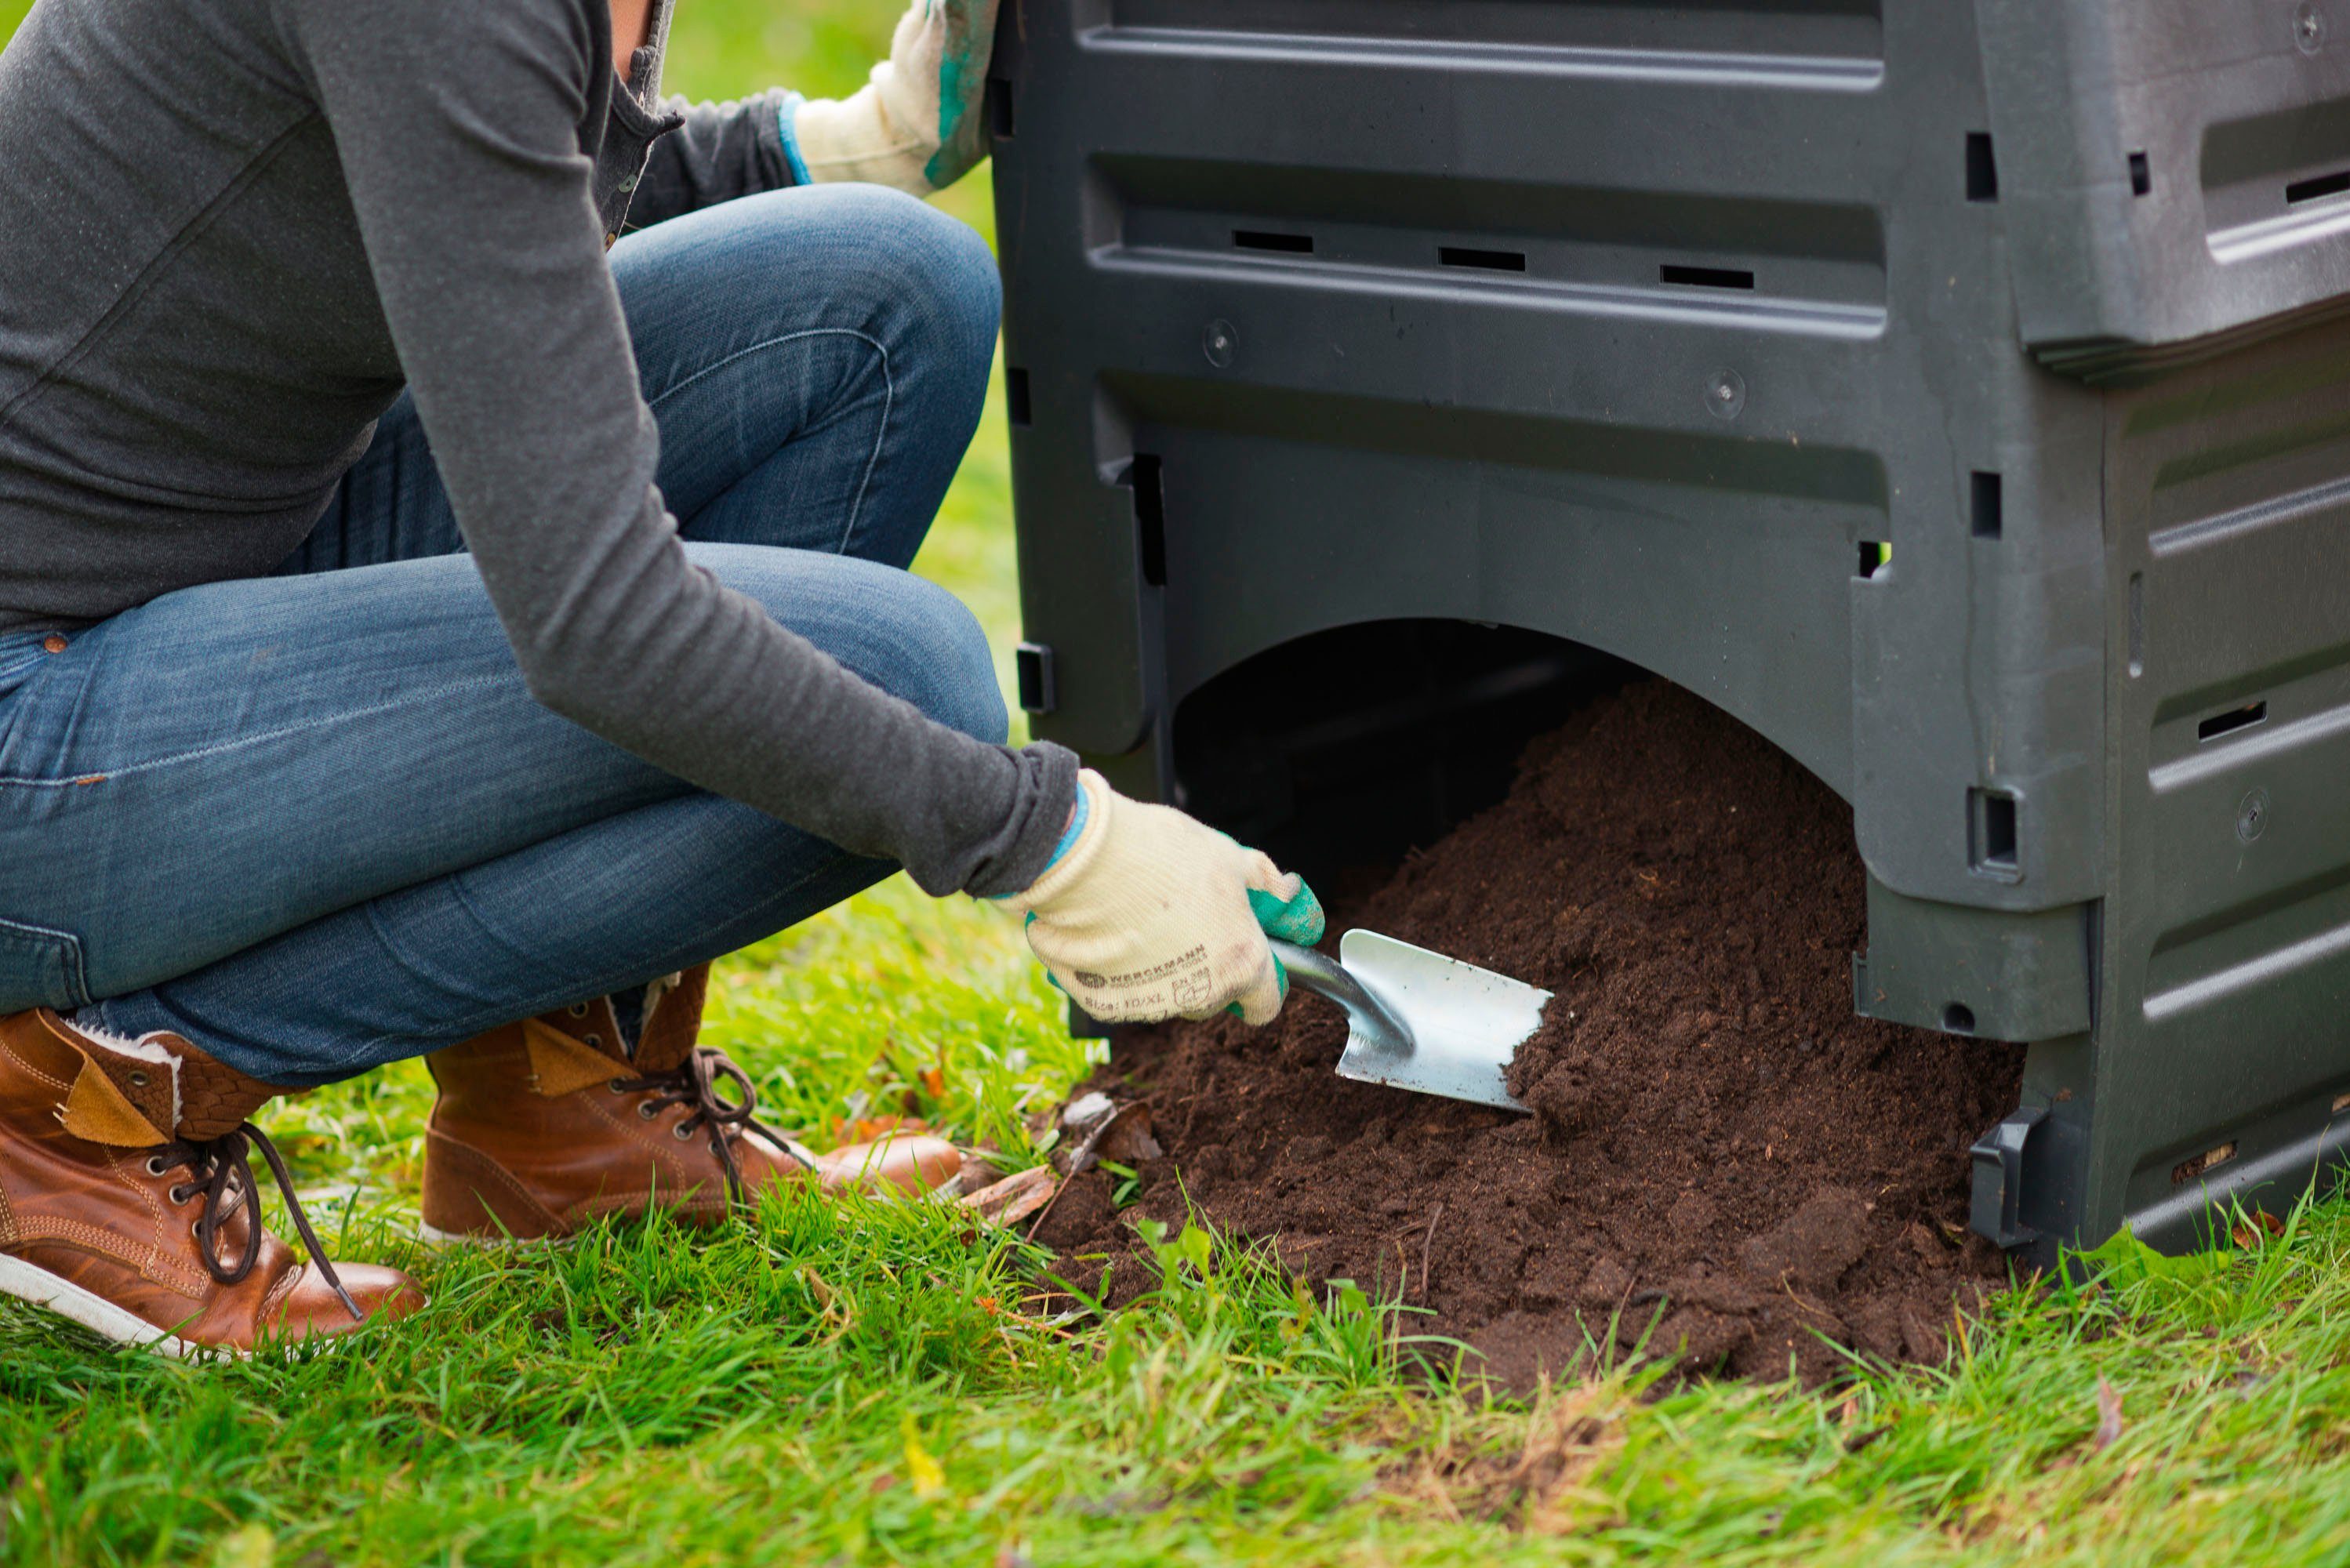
[0,916,90,1009]
[641,327,892,557]
[0,673,514,788]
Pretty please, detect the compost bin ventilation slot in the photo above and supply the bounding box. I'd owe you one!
[1015,642,1055,715]
[2172,1142,2236,1184]
[1125,454,1168,587]
[1233,230,1314,254]
[1942,1003,1977,1035]
[1966,132,1998,201]
[1970,471,2003,539]
[1856,540,1889,579]
[1970,789,2018,879]
[1004,367,1031,427]
[2286,168,2350,205]
[1661,263,1756,290]
[2129,152,2152,197]
[2196,700,2267,742]
[1440,246,1527,272]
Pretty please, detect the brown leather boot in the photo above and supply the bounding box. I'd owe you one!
[420,965,961,1244]
[0,1009,424,1356]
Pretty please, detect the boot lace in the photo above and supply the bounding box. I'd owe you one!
[610,1046,818,1201]
[155,1123,363,1323]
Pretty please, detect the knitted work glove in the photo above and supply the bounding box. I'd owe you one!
[782,0,1000,195]
[998,771,1325,1025]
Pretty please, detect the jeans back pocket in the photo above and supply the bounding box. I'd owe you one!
[0,916,90,1012]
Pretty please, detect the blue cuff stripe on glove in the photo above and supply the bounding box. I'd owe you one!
[986,782,1088,903]
[777,92,813,187]
[1045,783,1090,869]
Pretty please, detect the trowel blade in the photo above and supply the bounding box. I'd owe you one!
[1332,929,1549,1112]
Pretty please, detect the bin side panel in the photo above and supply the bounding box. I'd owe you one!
[2102,319,2350,1241]
[1980,0,2350,375]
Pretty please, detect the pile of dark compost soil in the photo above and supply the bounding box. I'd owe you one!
[1042,682,2026,1385]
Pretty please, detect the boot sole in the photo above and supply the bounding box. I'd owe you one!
[0,1253,223,1359]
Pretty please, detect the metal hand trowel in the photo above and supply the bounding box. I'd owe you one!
[1269,931,1550,1112]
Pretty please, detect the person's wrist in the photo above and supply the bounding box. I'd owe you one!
[986,775,1092,903]
[1046,788,1088,869]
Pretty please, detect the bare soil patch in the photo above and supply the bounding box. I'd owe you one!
[1049,682,2024,1385]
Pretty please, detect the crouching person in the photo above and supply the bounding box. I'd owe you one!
[0,0,1319,1352]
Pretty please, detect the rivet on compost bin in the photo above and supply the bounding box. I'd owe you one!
[1203,319,1238,368]
[2296,1,2326,54]
[1706,369,1746,420]
[2238,787,2272,843]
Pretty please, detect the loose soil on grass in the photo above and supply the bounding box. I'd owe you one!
[1043,682,2026,1385]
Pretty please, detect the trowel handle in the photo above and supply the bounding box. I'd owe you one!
[1268,939,1411,1051]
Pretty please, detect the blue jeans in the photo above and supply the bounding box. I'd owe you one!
[0,183,1005,1087]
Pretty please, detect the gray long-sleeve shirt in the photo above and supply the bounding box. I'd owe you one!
[0,0,1075,897]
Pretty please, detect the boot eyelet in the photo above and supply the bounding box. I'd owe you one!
[128,1071,149,1088]
[583,1033,602,1048]
[168,1185,191,1205]
[568,1003,590,1018]
[145,1156,169,1177]
[637,1102,659,1120]
[672,1123,695,1141]
[608,1079,628,1094]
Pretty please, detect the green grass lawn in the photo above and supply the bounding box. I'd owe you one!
[13,2,2350,1563]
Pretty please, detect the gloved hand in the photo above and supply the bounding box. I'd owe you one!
[781,0,1000,196]
[997,770,1326,1025]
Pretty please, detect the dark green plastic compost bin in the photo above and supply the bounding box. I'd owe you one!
[988,0,2350,1265]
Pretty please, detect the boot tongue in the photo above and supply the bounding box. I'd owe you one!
[24,1011,175,1145]
[60,1058,171,1145]
[630,964,710,1075]
[521,1011,632,1097]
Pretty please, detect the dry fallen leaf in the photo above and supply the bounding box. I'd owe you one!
[959,1164,1058,1227]
[799,1266,836,1311]
[1053,1098,1147,1176]
[2094,1377,2125,1450]
[2229,1210,2283,1248]
[921,1067,947,1099]
[1096,1103,1164,1165]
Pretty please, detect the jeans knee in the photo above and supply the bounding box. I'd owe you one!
[898,202,1000,394]
[909,587,1010,746]
[823,186,1000,382]
[696,544,1008,746]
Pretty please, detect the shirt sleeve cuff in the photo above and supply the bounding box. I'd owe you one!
[970,741,1083,900]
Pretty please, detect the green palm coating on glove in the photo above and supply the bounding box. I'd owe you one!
[924,0,997,191]
[790,0,1001,195]
[1230,877,1326,1014]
